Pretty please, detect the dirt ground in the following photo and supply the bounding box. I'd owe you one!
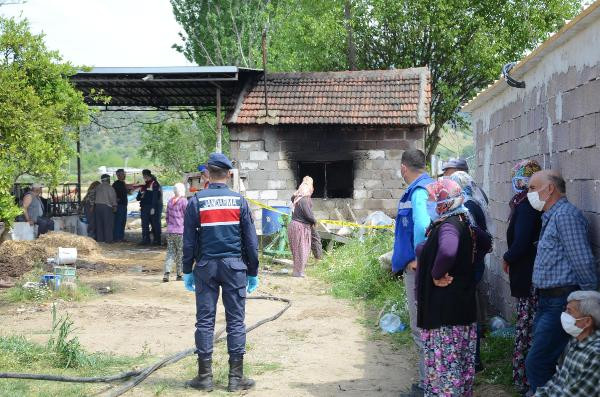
[0,241,417,396]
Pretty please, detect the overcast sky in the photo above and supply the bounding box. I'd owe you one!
[0,0,194,67]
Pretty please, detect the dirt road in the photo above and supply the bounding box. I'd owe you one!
[0,243,416,396]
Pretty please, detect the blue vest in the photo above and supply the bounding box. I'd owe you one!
[391,173,434,273]
[195,186,243,259]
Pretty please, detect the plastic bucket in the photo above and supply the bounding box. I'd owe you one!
[261,206,291,235]
[11,222,35,241]
[57,247,77,265]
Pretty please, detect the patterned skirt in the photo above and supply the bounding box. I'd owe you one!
[287,220,312,276]
[512,295,537,391]
[421,323,477,397]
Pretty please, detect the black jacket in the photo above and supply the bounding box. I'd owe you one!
[503,200,542,298]
[417,215,476,330]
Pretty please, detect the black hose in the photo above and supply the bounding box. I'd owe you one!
[0,295,291,397]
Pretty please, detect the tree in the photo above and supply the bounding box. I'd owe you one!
[351,0,581,158]
[171,0,273,68]
[139,113,227,184]
[0,17,90,241]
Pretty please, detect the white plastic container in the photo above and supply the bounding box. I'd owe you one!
[57,247,77,265]
[11,222,35,241]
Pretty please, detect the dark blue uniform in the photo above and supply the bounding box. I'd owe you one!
[182,183,259,358]
[137,178,162,244]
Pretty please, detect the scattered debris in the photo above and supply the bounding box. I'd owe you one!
[378,250,393,271]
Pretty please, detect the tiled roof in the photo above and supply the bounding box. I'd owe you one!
[227,68,430,126]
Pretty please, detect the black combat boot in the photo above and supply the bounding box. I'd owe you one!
[187,357,213,391]
[227,356,255,392]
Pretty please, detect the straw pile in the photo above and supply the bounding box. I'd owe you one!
[37,231,99,255]
[0,240,48,278]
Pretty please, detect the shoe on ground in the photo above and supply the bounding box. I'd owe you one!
[176,275,183,281]
[162,273,169,283]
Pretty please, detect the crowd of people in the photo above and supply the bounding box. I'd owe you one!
[395,149,599,397]
[82,168,163,245]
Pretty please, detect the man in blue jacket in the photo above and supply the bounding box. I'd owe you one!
[182,153,259,392]
[136,169,162,245]
[394,149,434,397]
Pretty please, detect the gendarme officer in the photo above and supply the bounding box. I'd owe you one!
[182,153,259,392]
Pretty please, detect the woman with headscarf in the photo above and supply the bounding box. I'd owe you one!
[163,183,188,282]
[415,179,478,396]
[503,159,542,394]
[288,176,316,277]
[82,181,100,239]
[448,171,489,372]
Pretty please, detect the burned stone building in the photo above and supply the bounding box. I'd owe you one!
[225,68,431,228]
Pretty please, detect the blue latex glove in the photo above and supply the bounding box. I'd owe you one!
[183,273,195,292]
[246,276,259,294]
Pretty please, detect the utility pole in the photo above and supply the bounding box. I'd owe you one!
[215,87,222,153]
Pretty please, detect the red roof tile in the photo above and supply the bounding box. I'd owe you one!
[227,68,430,126]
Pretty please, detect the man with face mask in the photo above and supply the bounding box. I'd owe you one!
[534,290,600,396]
[524,170,598,394]
[394,149,434,397]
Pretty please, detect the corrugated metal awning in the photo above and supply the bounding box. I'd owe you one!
[71,66,262,109]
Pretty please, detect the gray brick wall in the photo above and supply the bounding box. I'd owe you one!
[228,124,425,230]
[470,63,600,319]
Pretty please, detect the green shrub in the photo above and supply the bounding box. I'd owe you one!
[311,232,408,323]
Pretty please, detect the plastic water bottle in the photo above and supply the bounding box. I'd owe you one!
[379,313,406,334]
[489,316,509,332]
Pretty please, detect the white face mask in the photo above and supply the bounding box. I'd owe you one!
[560,312,586,337]
[527,188,547,212]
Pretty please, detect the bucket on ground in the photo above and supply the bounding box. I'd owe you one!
[11,222,35,241]
[261,206,291,235]
[57,247,77,265]
[54,265,76,284]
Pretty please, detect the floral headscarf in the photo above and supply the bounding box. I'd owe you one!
[511,159,541,193]
[426,179,465,216]
[509,159,542,219]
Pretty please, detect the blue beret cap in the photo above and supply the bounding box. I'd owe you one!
[197,164,207,172]
[207,153,233,170]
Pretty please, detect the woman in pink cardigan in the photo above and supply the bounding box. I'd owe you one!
[163,183,188,282]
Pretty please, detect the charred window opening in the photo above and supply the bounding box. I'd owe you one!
[297,160,353,198]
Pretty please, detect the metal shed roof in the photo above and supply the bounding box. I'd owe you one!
[71,66,262,109]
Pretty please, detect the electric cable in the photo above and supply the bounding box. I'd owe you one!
[502,62,526,88]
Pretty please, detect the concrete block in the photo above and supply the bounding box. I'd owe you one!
[240,162,258,170]
[372,190,393,199]
[386,149,404,160]
[277,160,290,170]
[240,141,264,151]
[577,113,597,148]
[406,129,425,141]
[246,190,260,200]
[376,139,412,150]
[267,200,287,207]
[383,179,404,189]
[366,199,386,210]
[259,190,278,200]
[382,199,399,210]
[249,151,269,161]
[353,190,369,199]
[267,180,287,190]
[364,179,381,189]
[367,150,385,160]
[384,130,406,140]
[382,159,403,170]
[277,190,294,201]
[248,179,269,190]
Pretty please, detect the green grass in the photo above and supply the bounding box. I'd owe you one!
[0,268,96,304]
[477,334,519,395]
[0,333,148,397]
[309,231,413,347]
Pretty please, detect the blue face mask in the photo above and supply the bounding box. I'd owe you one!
[427,203,439,222]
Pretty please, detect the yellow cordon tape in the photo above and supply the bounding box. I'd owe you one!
[244,196,394,230]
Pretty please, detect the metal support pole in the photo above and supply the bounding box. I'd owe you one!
[77,132,82,207]
[216,87,222,153]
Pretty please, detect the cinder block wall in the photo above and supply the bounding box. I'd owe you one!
[228,124,424,230]
[469,17,600,319]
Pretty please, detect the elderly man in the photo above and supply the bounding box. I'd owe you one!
[94,174,117,243]
[535,291,600,396]
[525,170,598,394]
[441,158,469,176]
[112,169,130,242]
